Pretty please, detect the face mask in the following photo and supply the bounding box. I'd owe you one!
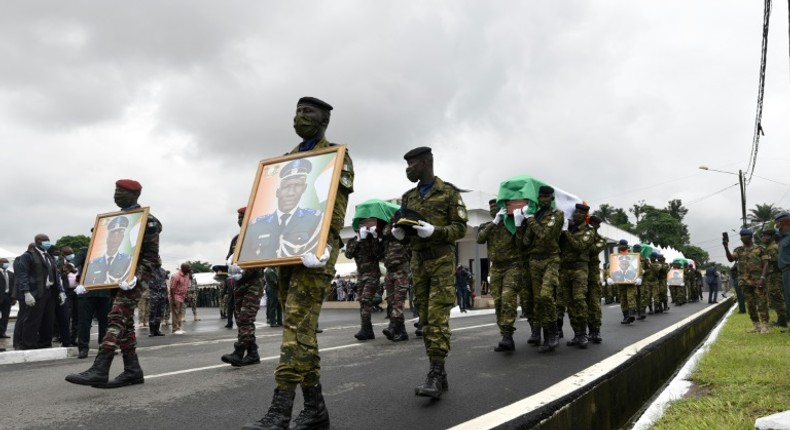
[66,254,75,261]
[293,114,319,139]
[1,263,8,270]
[41,241,52,250]
[406,167,419,183]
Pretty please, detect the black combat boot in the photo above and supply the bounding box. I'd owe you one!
[292,384,330,430]
[620,311,630,324]
[574,331,589,349]
[494,334,515,352]
[637,309,646,320]
[241,343,261,366]
[527,323,541,346]
[537,326,557,353]
[65,349,114,385]
[96,352,144,388]
[155,322,166,336]
[588,327,602,344]
[354,317,375,341]
[655,301,663,314]
[221,342,246,367]
[648,304,654,315]
[382,320,395,340]
[566,327,583,347]
[556,317,564,339]
[415,321,423,337]
[662,301,670,312]
[391,319,409,342]
[415,361,446,399]
[242,388,296,430]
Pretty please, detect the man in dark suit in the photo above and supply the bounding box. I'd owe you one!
[240,158,323,261]
[0,257,15,338]
[85,215,132,285]
[14,234,66,349]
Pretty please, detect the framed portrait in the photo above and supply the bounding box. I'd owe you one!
[608,253,641,284]
[81,207,149,290]
[667,269,685,286]
[234,145,346,268]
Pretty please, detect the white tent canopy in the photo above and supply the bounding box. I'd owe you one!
[0,246,21,260]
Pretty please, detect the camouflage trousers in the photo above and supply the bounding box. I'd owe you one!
[186,292,198,316]
[357,272,381,320]
[383,269,409,320]
[766,273,787,321]
[275,266,331,390]
[234,281,264,346]
[489,263,523,336]
[137,288,148,326]
[742,283,769,324]
[557,264,589,332]
[148,296,166,326]
[529,256,560,327]
[101,283,143,354]
[656,283,668,305]
[586,280,602,330]
[617,283,637,312]
[412,252,456,363]
[670,285,686,304]
[643,281,659,309]
[519,264,533,320]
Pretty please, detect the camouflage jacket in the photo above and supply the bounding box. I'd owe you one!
[401,176,468,252]
[732,244,769,284]
[587,231,607,281]
[521,207,564,257]
[382,229,410,272]
[344,236,383,276]
[148,267,168,299]
[658,263,669,286]
[477,221,521,265]
[643,260,662,284]
[560,222,596,264]
[128,205,162,282]
[764,242,779,275]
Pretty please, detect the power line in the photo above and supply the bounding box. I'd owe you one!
[745,0,772,185]
[686,183,739,205]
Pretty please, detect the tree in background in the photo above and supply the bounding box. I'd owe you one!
[748,203,785,230]
[185,260,212,273]
[593,204,634,233]
[55,235,91,251]
[677,244,709,265]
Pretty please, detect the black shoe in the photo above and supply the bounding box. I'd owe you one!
[94,353,144,389]
[241,343,261,366]
[292,384,330,430]
[494,334,515,352]
[415,329,423,337]
[527,324,541,346]
[225,324,233,329]
[390,320,409,342]
[620,311,630,325]
[588,329,602,344]
[415,361,446,399]
[65,349,113,385]
[354,321,375,341]
[538,326,558,353]
[78,349,89,359]
[383,321,395,340]
[0,334,9,339]
[243,388,296,430]
[221,342,246,367]
[628,310,636,323]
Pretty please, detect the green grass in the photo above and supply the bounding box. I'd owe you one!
[650,311,790,429]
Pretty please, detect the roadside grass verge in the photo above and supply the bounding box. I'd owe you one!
[650,310,790,429]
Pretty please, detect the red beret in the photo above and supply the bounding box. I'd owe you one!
[115,179,142,192]
[237,207,247,215]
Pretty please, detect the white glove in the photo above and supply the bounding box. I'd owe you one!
[119,276,137,291]
[369,228,378,239]
[635,277,642,286]
[359,226,369,240]
[59,292,67,306]
[414,220,435,238]
[24,292,36,307]
[302,245,331,268]
[493,208,507,225]
[606,278,614,286]
[75,285,87,295]
[391,226,406,240]
[514,208,525,226]
[228,264,244,281]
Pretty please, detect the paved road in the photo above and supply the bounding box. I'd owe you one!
[2,300,714,429]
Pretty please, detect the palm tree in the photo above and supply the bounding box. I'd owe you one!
[748,203,784,230]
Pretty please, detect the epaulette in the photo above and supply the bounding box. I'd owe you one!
[296,207,322,217]
[252,214,276,225]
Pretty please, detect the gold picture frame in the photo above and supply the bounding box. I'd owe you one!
[81,207,149,290]
[234,145,346,268]
[608,253,641,284]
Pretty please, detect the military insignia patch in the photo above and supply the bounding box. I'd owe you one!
[458,206,467,218]
[341,172,352,188]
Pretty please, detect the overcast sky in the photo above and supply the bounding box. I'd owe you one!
[2,1,790,269]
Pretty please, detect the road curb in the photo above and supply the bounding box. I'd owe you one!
[0,347,77,365]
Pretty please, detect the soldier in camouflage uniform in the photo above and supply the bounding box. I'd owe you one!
[761,229,787,327]
[586,216,607,343]
[642,252,662,315]
[147,260,168,336]
[607,240,641,324]
[390,146,467,400]
[381,222,411,342]
[518,185,564,353]
[245,97,353,430]
[223,206,265,367]
[668,261,686,306]
[631,244,649,320]
[725,228,771,333]
[137,288,148,328]
[67,178,161,389]
[656,255,670,312]
[186,274,200,321]
[557,203,595,349]
[477,198,524,352]
[344,219,384,341]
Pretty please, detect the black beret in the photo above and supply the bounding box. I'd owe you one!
[589,215,602,224]
[575,203,590,212]
[404,146,432,160]
[488,199,497,205]
[538,185,554,195]
[297,96,333,111]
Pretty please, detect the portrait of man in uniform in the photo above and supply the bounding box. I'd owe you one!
[235,146,346,267]
[667,268,685,286]
[609,254,639,283]
[82,209,149,289]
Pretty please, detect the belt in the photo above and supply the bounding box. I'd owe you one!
[417,246,453,261]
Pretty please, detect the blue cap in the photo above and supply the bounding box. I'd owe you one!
[651,252,659,258]
[739,228,753,236]
[618,239,628,246]
[775,212,790,222]
[632,244,642,250]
